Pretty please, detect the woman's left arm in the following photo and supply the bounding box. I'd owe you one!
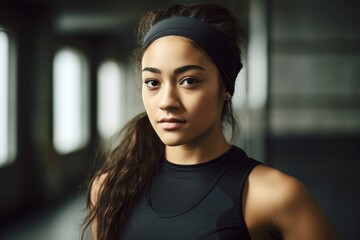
[246,165,339,240]
[272,174,340,240]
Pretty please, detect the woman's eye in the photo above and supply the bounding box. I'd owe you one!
[180,77,199,87]
[144,79,160,88]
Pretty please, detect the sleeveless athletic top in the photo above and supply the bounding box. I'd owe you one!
[122,146,260,240]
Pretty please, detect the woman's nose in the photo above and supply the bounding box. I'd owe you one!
[159,85,180,111]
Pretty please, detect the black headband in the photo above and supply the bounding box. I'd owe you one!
[143,16,242,95]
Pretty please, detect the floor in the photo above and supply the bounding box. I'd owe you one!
[0,194,88,240]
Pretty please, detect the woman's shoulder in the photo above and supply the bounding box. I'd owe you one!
[90,172,108,206]
[249,164,305,204]
[244,164,339,239]
[245,164,306,219]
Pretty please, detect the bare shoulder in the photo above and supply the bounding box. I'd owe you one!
[244,165,304,225]
[90,172,108,206]
[244,165,339,240]
[89,172,108,240]
[249,164,305,207]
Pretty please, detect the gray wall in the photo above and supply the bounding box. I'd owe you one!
[267,1,360,239]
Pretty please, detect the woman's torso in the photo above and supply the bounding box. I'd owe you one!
[121,146,260,240]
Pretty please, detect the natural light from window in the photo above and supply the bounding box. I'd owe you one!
[97,60,125,139]
[53,48,89,154]
[0,30,16,166]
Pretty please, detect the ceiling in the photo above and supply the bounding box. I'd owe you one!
[19,0,249,35]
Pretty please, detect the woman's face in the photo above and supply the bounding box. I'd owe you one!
[141,36,226,147]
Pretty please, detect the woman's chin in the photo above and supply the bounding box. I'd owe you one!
[159,136,186,147]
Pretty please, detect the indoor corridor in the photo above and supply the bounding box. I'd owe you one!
[0,194,87,240]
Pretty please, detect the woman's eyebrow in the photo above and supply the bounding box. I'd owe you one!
[142,67,161,74]
[142,65,205,75]
[174,65,205,75]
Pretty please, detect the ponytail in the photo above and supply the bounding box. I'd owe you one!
[82,112,164,240]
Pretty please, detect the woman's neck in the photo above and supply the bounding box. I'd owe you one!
[165,136,231,165]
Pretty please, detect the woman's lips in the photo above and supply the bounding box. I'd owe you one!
[158,118,186,130]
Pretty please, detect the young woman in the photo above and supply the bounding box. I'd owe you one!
[82,3,339,240]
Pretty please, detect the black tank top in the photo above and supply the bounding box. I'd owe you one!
[122,146,260,240]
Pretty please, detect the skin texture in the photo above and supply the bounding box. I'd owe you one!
[91,36,339,239]
[141,36,231,165]
[244,165,339,239]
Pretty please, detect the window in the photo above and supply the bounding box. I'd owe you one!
[53,48,89,154]
[248,0,268,109]
[0,29,16,167]
[97,60,125,139]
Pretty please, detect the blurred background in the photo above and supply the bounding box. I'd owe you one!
[0,0,359,239]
